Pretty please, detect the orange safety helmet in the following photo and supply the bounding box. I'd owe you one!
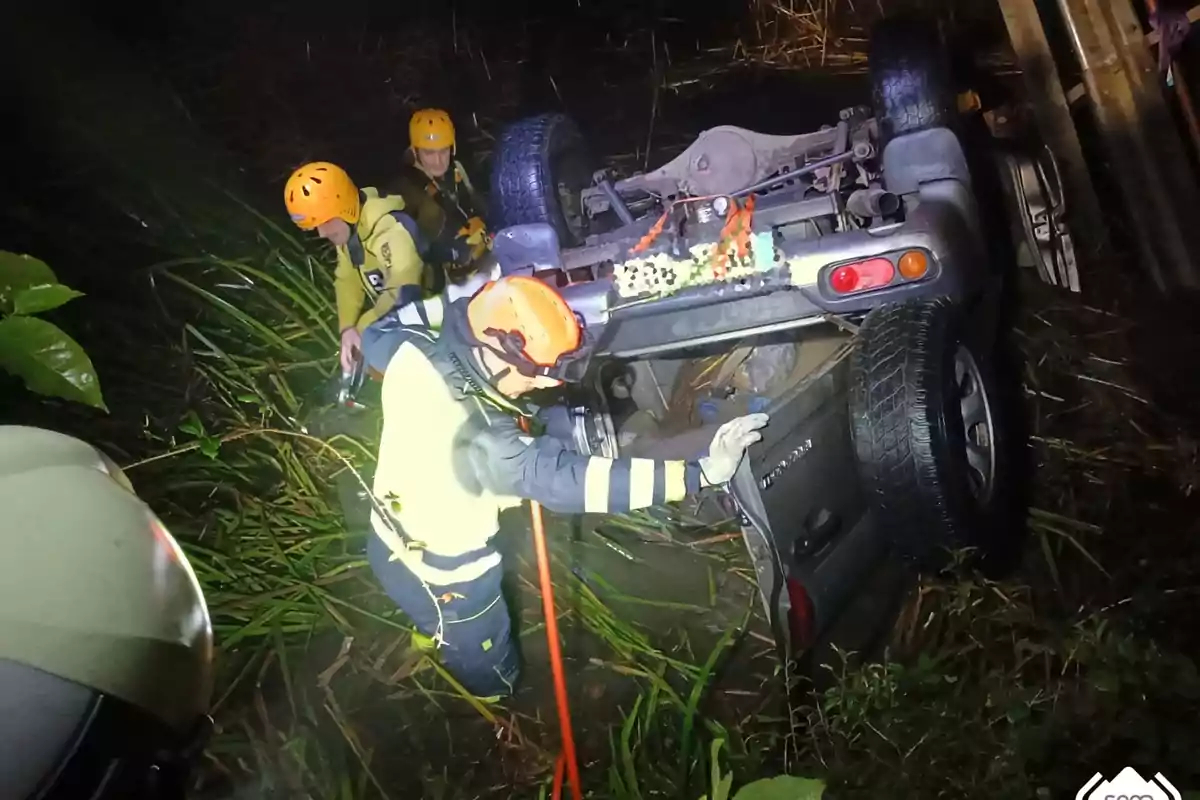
[466,276,584,377]
[284,162,361,230]
[409,109,456,152]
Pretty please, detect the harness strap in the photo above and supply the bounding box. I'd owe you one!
[388,210,431,257]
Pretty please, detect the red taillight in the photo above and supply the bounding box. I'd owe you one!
[786,577,816,652]
[830,265,859,293]
[828,257,896,294]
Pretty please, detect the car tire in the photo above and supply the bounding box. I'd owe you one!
[848,299,1013,570]
[490,112,595,246]
[868,14,957,142]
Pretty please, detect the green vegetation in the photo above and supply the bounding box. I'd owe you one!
[119,215,818,797]
[0,250,106,410]
[126,212,1200,798]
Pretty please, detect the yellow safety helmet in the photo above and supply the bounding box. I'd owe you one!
[284,162,361,230]
[409,109,456,151]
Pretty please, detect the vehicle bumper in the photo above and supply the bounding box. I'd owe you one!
[564,179,985,359]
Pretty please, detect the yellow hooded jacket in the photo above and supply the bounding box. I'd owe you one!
[334,188,427,333]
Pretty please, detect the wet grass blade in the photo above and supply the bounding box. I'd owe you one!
[618,694,645,800]
[680,624,738,791]
[165,272,302,355]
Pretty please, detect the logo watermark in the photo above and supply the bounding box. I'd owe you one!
[1076,767,1180,800]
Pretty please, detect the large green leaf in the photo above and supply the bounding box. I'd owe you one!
[0,251,58,313]
[12,284,84,315]
[0,315,107,410]
[733,776,826,800]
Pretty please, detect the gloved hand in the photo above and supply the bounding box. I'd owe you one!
[457,216,491,261]
[340,326,363,373]
[698,413,769,487]
[458,216,488,243]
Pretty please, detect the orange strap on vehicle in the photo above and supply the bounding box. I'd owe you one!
[710,194,756,280]
[629,194,758,278]
[631,208,672,254]
[519,417,583,800]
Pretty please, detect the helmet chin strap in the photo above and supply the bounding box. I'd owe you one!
[476,348,514,385]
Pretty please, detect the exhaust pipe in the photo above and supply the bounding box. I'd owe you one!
[846,187,900,219]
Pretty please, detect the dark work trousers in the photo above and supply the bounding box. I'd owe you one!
[366,532,520,697]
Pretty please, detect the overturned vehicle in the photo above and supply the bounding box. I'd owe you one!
[477,15,1072,659]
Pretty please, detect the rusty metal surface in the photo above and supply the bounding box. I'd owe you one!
[1057,0,1200,289]
[995,0,1110,268]
[611,123,858,198]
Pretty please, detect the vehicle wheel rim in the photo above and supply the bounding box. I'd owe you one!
[954,345,996,504]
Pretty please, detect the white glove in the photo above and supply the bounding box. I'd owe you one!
[698,413,769,487]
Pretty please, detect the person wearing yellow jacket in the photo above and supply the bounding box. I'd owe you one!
[285,161,431,372]
[390,109,490,285]
[359,275,769,697]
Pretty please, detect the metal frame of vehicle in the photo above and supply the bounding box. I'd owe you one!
[488,108,1005,658]
[493,123,987,353]
[996,0,1200,291]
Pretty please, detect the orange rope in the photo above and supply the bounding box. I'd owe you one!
[531,498,582,799]
[709,194,756,280]
[630,192,733,254]
[552,753,567,798]
[520,417,582,800]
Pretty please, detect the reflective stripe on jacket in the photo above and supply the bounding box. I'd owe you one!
[369,303,704,585]
[359,261,501,374]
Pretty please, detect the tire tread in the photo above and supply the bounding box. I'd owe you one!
[850,299,977,566]
[490,113,587,244]
[868,15,956,141]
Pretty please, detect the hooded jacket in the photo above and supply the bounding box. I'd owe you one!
[333,188,429,333]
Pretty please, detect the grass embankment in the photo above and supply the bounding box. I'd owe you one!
[135,226,1200,799]
[124,227,785,798]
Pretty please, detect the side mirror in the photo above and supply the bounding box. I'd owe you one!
[492,223,564,276]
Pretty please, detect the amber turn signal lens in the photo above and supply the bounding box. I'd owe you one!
[898,250,929,279]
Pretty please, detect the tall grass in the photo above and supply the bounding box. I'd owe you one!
[130,238,392,797]
[115,190,1200,799]
[28,134,1187,800]
[124,213,788,797]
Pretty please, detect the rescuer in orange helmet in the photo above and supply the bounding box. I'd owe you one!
[284,161,434,372]
[390,109,491,286]
[358,275,769,697]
